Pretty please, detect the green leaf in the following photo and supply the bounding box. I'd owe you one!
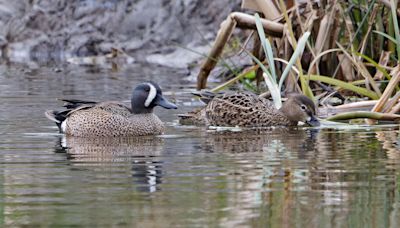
[245,49,282,108]
[255,13,277,82]
[240,78,258,92]
[244,70,256,80]
[308,74,379,99]
[278,32,311,90]
[372,30,397,44]
[353,52,391,81]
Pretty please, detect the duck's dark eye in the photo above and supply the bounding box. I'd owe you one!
[301,104,307,111]
[144,87,150,92]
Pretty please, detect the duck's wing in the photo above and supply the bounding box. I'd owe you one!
[59,99,98,109]
[94,101,132,116]
[206,92,285,127]
[46,99,97,124]
[60,99,131,115]
[205,92,254,126]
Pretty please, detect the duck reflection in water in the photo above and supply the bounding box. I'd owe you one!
[200,128,317,157]
[53,135,165,193]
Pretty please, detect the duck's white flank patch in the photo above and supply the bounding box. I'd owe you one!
[61,135,67,147]
[144,83,157,107]
[61,120,67,133]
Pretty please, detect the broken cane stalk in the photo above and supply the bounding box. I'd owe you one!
[197,12,283,90]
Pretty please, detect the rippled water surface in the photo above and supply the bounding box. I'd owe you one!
[1,64,400,227]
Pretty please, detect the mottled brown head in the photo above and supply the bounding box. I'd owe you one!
[279,94,319,126]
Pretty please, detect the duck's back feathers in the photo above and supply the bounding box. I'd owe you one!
[60,99,98,109]
[205,92,292,127]
[61,99,132,116]
[90,102,132,116]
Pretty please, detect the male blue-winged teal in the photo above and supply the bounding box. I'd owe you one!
[179,91,319,127]
[45,81,177,137]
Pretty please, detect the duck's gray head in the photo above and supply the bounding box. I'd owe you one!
[131,81,177,114]
[280,94,319,126]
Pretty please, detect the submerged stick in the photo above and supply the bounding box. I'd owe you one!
[327,111,400,121]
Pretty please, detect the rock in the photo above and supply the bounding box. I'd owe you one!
[0,0,242,67]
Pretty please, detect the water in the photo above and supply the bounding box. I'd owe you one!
[0,64,400,227]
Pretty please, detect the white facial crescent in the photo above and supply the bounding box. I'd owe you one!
[144,83,157,107]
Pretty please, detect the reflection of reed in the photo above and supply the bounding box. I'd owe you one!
[308,130,362,209]
[375,130,400,160]
[205,128,399,226]
[201,128,318,227]
[307,129,400,223]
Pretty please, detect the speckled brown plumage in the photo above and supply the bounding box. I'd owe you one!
[205,92,294,127]
[64,103,165,137]
[179,92,319,127]
[177,108,207,125]
[45,82,177,137]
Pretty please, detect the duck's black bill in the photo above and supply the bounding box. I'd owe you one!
[155,95,178,109]
[306,116,320,127]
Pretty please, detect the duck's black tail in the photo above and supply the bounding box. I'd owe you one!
[44,110,69,133]
[45,99,98,133]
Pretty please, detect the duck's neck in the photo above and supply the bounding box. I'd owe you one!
[278,102,298,125]
[131,107,153,114]
[278,102,290,115]
[131,100,153,114]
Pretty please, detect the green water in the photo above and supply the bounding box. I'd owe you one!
[0,64,399,227]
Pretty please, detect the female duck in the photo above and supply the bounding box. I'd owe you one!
[45,82,177,137]
[179,91,319,127]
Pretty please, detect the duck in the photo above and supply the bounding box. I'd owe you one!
[178,91,319,127]
[45,81,177,137]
